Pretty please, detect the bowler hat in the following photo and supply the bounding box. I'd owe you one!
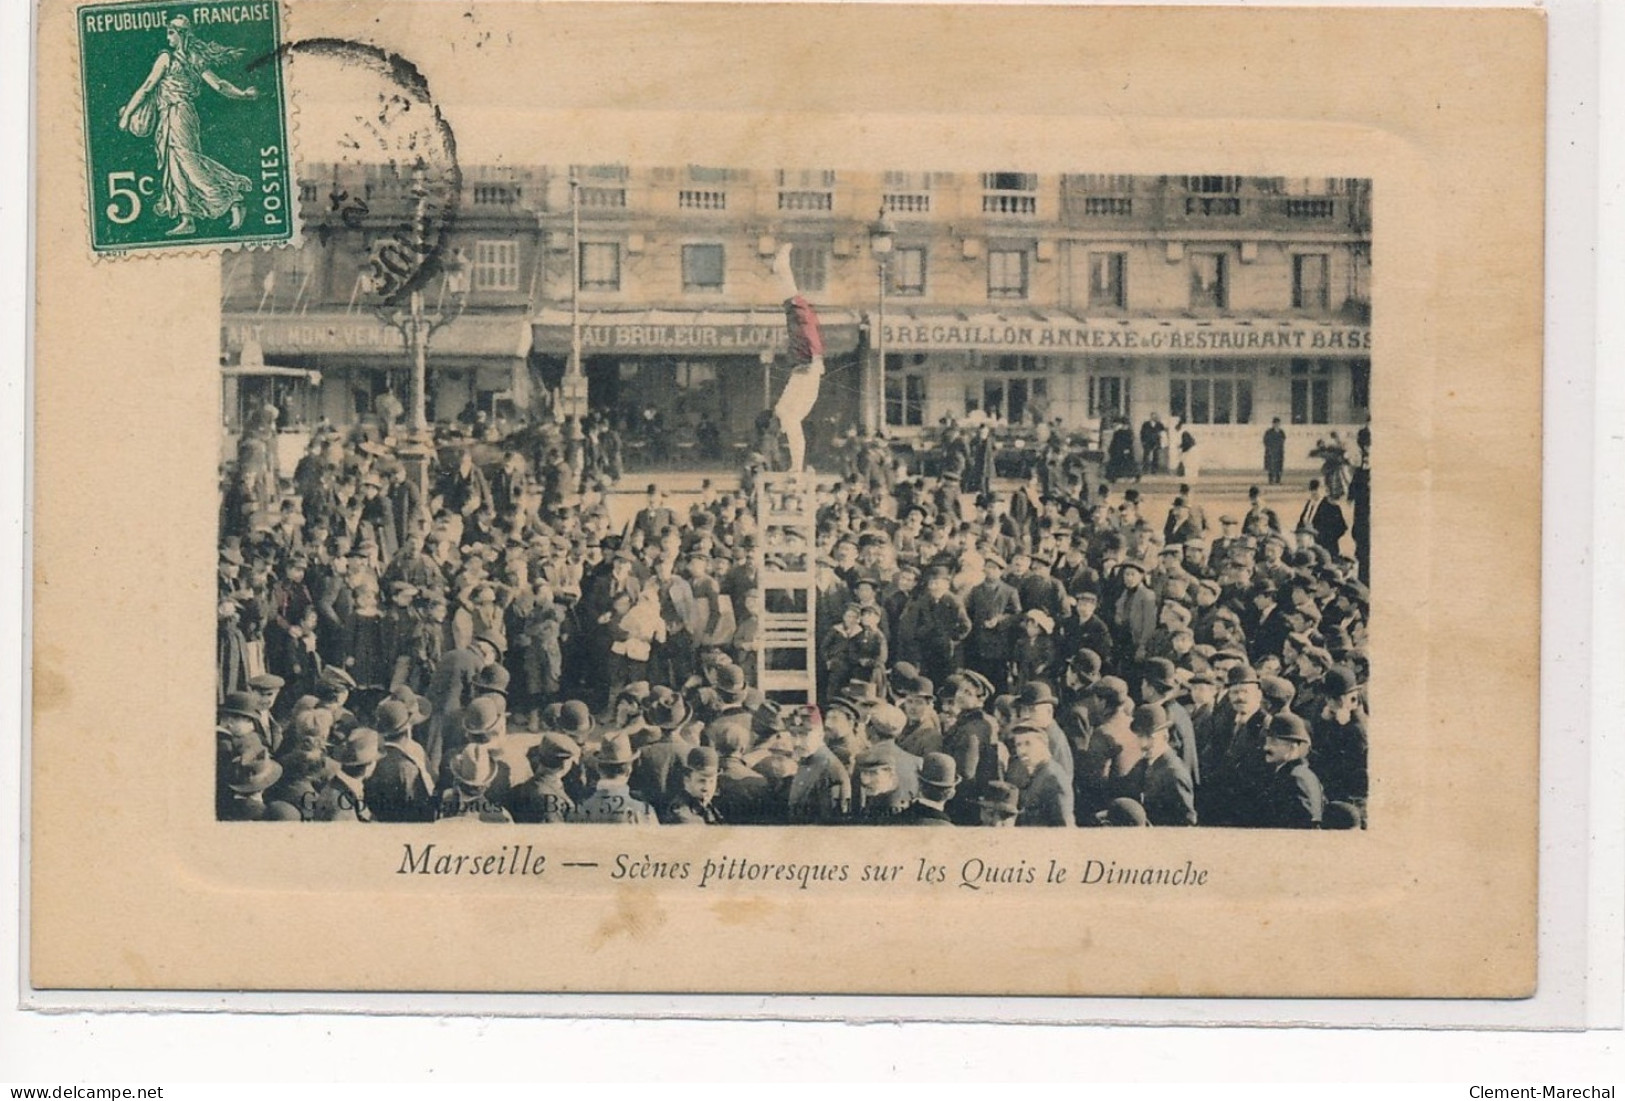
[919,752,958,790]
[389,685,430,725]
[1141,658,1179,694]
[1099,797,1149,826]
[374,699,413,736]
[1321,665,1359,697]
[683,745,720,777]
[555,700,596,740]
[225,753,283,795]
[461,696,505,739]
[1226,664,1262,687]
[839,680,882,708]
[978,781,1020,818]
[219,691,262,721]
[528,732,581,769]
[712,662,748,702]
[1265,712,1311,744]
[1067,649,1103,678]
[1260,675,1297,709]
[1087,676,1131,710]
[474,663,511,695]
[333,727,383,767]
[594,731,640,766]
[1131,703,1171,736]
[1016,681,1057,708]
[751,700,788,739]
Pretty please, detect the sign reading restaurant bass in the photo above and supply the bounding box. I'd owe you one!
[883,316,1371,355]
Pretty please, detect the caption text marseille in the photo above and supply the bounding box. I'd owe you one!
[396,845,1213,891]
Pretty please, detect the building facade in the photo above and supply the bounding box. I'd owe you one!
[219,163,545,454]
[223,166,1371,472]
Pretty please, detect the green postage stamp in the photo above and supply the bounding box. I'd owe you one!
[78,0,293,253]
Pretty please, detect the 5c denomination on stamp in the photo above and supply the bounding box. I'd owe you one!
[78,0,294,253]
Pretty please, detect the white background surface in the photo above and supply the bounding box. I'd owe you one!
[1,0,1620,1082]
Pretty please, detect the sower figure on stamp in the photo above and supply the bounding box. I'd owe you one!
[772,244,826,474]
[117,16,258,236]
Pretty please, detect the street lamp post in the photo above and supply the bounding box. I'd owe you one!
[560,171,589,432]
[869,206,896,437]
[377,163,468,499]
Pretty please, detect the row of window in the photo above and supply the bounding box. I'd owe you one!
[563,241,1336,310]
[303,174,1361,209]
[236,236,1340,313]
[880,358,1367,428]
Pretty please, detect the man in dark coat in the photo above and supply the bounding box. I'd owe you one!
[1011,722,1074,827]
[964,555,1023,691]
[1131,703,1198,826]
[1297,479,1349,555]
[938,671,1002,824]
[364,699,436,822]
[1015,555,1068,623]
[902,566,972,686]
[1309,665,1369,810]
[896,753,958,825]
[662,746,724,824]
[1262,417,1287,484]
[711,725,774,825]
[627,484,677,546]
[435,449,490,521]
[966,425,997,496]
[852,702,922,817]
[1253,713,1325,828]
[1200,664,1272,826]
[509,733,579,824]
[787,706,852,824]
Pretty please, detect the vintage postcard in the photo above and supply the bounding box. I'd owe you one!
[29,2,1544,997]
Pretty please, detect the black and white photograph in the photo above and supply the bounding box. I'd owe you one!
[215,167,1373,831]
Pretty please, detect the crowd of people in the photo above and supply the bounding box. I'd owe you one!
[216,412,1371,830]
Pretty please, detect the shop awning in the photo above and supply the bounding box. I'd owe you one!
[221,312,533,362]
[880,308,1370,357]
[531,307,861,357]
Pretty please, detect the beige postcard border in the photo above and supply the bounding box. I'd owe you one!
[29,2,1543,996]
